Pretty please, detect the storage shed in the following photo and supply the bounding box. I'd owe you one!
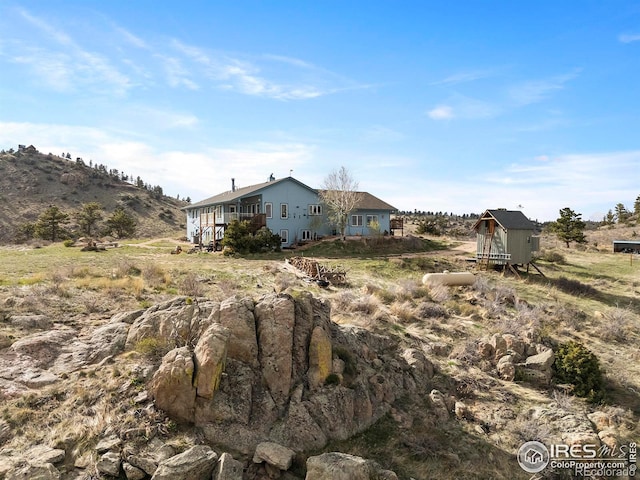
[613,240,640,253]
[473,209,540,270]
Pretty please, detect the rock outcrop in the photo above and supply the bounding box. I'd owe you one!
[136,293,434,456]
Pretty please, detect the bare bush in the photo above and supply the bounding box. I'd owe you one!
[415,301,448,319]
[598,307,636,342]
[180,272,205,298]
[512,414,552,445]
[551,390,575,410]
[142,263,170,288]
[274,273,298,293]
[537,250,566,264]
[449,339,483,367]
[472,276,492,294]
[553,276,598,297]
[396,279,429,301]
[428,283,450,303]
[493,285,517,306]
[390,300,416,323]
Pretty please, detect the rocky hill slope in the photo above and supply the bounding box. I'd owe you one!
[0,145,187,243]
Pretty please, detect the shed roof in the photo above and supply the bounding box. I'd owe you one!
[473,209,535,231]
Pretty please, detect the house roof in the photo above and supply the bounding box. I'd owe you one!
[473,209,534,231]
[186,177,397,212]
[185,177,315,209]
[353,191,397,212]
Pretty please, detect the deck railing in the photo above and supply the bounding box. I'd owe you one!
[199,212,261,224]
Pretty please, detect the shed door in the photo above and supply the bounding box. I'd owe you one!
[486,219,495,235]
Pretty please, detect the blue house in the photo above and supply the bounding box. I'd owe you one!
[184,176,397,247]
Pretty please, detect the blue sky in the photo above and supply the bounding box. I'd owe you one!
[1,1,639,221]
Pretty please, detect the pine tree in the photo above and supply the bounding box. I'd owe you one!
[615,203,629,223]
[105,207,136,238]
[550,208,587,248]
[77,202,103,237]
[634,195,640,216]
[34,205,70,242]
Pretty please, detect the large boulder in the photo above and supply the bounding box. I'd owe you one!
[148,347,196,423]
[307,326,333,390]
[255,295,295,407]
[125,298,219,351]
[9,328,76,368]
[217,297,259,368]
[193,323,229,399]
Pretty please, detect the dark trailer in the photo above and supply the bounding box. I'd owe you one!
[612,240,640,254]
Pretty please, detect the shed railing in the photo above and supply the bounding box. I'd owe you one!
[476,252,511,264]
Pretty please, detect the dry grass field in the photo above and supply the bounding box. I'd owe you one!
[0,230,638,479]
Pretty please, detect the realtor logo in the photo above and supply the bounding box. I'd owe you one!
[518,441,550,473]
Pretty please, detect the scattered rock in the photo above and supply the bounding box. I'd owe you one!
[490,334,507,361]
[97,451,122,477]
[496,355,515,381]
[10,315,52,330]
[123,462,146,480]
[252,441,295,471]
[96,436,122,454]
[214,452,244,480]
[305,452,397,480]
[26,445,65,465]
[151,445,218,480]
[429,389,449,423]
[5,462,61,480]
[524,348,554,371]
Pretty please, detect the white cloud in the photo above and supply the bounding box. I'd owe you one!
[9,9,132,95]
[431,69,493,86]
[509,71,579,106]
[428,105,454,120]
[156,55,200,90]
[618,33,640,44]
[170,39,358,100]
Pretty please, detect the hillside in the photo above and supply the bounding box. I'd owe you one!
[0,145,187,243]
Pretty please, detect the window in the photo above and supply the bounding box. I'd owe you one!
[265,203,273,219]
[308,204,322,216]
[366,215,379,226]
[280,203,288,219]
[351,215,363,226]
[280,229,289,244]
[301,230,311,241]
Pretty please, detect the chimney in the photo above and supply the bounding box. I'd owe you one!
[231,178,235,192]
